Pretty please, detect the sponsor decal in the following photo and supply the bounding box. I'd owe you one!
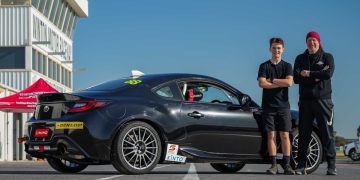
[55,122,83,129]
[34,128,50,138]
[164,144,186,163]
[167,144,179,155]
[165,154,187,163]
[316,61,324,65]
[124,80,142,85]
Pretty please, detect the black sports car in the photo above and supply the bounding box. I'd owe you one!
[24,73,323,174]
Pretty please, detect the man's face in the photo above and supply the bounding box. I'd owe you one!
[307,37,320,54]
[270,43,284,59]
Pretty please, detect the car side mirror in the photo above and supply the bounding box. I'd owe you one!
[227,94,251,110]
[240,94,251,107]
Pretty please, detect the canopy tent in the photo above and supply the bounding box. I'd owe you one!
[0,78,58,113]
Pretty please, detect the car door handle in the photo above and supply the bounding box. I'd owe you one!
[188,111,204,118]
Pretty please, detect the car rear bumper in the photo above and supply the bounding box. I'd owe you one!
[24,111,117,162]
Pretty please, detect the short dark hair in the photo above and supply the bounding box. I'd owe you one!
[269,37,284,47]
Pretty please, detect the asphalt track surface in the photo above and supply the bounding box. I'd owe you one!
[0,158,358,180]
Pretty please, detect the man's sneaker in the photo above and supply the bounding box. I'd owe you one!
[283,165,295,175]
[295,167,307,175]
[326,168,337,175]
[266,165,278,175]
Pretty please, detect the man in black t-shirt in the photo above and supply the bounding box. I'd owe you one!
[257,37,294,175]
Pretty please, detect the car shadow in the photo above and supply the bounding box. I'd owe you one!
[0,170,267,175]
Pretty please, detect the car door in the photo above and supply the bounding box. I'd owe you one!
[179,81,262,156]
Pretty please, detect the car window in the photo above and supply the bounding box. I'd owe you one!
[179,81,239,105]
[156,86,173,98]
[227,92,241,105]
[201,86,229,103]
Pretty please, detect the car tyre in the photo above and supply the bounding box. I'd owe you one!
[111,121,162,174]
[47,157,88,173]
[290,128,323,174]
[210,163,245,173]
[349,149,360,161]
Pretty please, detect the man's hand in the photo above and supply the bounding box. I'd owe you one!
[323,65,329,71]
[301,65,329,79]
[300,70,310,77]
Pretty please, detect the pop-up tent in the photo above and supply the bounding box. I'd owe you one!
[0,78,58,113]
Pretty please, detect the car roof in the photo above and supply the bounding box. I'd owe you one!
[81,73,243,95]
[138,73,218,85]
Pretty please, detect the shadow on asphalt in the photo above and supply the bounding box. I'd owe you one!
[0,171,267,175]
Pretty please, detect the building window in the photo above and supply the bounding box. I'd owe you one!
[48,58,52,78]
[32,48,36,70]
[0,47,25,69]
[71,16,78,38]
[49,0,59,22]
[38,52,42,73]
[66,11,74,36]
[58,3,66,27]
[43,0,53,17]
[31,49,71,88]
[32,0,39,8]
[53,0,63,26]
[62,8,71,32]
[52,61,56,80]
[42,54,47,75]
[56,63,60,82]
[37,0,45,13]
[68,71,72,88]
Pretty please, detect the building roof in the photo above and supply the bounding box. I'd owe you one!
[66,0,88,17]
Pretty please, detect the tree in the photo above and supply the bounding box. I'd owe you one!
[335,135,347,147]
[357,125,360,138]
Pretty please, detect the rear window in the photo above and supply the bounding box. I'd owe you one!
[156,86,173,98]
[83,78,143,91]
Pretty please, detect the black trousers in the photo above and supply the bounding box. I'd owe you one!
[297,99,336,169]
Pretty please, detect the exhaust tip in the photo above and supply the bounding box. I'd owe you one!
[57,143,68,155]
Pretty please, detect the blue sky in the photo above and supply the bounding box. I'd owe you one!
[73,0,360,138]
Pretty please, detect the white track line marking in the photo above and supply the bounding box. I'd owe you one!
[183,163,200,180]
[96,165,171,180]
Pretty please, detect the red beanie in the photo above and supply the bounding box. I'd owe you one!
[306,31,322,49]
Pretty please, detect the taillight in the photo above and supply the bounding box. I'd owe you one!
[34,128,50,138]
[68,100,107,113]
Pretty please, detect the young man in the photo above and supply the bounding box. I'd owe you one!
[294,31,336,175]
[258,37,295,175]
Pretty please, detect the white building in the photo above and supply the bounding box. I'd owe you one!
[0,0,88,161]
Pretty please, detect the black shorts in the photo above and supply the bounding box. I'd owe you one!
[262,108,291,132]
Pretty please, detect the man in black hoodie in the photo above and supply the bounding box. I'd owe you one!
[294,31,336,175]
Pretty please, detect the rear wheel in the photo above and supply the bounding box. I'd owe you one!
[210,163,245,173]
[111,121,162,174]
[349,149,360,161]
[290,129,323,174]
[47,157,88,173]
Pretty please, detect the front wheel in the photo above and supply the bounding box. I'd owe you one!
[47,157,88,173]
[290,128,323,174]
[111,121,162,174]
[349,149,360,161]
[210,163,245,173]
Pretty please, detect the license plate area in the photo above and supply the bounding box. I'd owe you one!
[35,104,63,120]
